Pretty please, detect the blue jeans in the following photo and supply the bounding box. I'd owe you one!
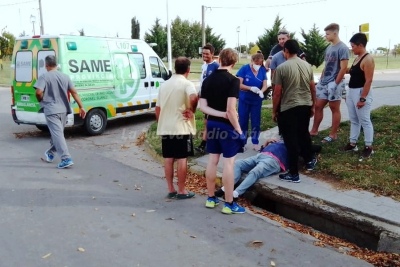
[233,154,281,196]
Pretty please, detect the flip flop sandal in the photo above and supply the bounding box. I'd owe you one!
[321,136,336,143]
[176,192,195,199]
[166,192,177,199]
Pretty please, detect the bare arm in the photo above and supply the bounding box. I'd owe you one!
[155,106,160,122]
[199,98,227,118]
[226,97,242,134]
[238,77,252,91]
[35,89,44,102]
[260,80,268,93]
[69,87,86,118]
[335,59,349,84]
[309,80,316,117]
[272,84,282,122]
[360,56,375,98]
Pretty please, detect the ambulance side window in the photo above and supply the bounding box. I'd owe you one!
[128,53,146,79]
[37,50,56,78]
[149,57,161,78]
[15,51,33,82]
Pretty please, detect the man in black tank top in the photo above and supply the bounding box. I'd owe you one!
[342,33,375,160]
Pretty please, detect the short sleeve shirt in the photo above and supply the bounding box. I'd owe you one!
[201,69,239,125]
[34,70,73,115]
[200,61,220,87]
[274,57,314,112]
[156,74,197,135]
[319,41,349,85]
[236,64,267,103]
[270,51,286,70]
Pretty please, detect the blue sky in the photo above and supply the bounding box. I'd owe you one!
[1,0,396,50]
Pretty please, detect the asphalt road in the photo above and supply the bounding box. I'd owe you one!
[0,82,385,266]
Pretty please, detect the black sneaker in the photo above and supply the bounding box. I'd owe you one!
[342,143,358,152]
[279,173,301,183]
[359,146,374,161]
[305,156,318,171]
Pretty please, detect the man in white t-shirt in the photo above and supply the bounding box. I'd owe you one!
[156,57,198,200]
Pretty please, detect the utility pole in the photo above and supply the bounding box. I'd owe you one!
[201,5,206,47]
[39,0,44,34]
[166,0,172,71]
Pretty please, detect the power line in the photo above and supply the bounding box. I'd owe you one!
[208,0,326,9]
[0,0,36,7]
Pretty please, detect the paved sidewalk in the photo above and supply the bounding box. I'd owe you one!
[193,86,400,253]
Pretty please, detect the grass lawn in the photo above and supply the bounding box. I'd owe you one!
[147,105,400,201]
[315,105,400,201]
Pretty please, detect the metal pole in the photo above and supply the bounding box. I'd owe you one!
[39,0,44,34]
[166,0,172,72]
[32,21,35,35]
[201,5,206,47]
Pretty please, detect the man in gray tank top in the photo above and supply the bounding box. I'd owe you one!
[310,23,349,143]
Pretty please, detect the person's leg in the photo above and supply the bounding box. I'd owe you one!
[238,100,250,140]
[163,158,176,193]
[221,156,236,203]
[279,108,299,175]
[235,155,280,196]
[206,153,220,197]
[297,106,314,163]
[176,158,188,194]
[357,91,374,147]
[327,80,345,139]
[310,83,328,136]
[45,113,71,160]
[310,98,328,135]
[233,156,258,185]
[328,100,342,139]
[250,102,262,146]
[346,89,362,144]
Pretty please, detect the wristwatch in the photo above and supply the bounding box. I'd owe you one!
[359,97,366,102]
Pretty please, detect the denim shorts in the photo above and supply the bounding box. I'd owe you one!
[206,120,242,158]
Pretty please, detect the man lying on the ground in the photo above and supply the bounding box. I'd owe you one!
[215,138,321,199]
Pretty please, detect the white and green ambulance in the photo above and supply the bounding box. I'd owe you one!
[11,35,171,135]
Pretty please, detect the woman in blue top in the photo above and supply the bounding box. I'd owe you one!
[236,52,268,150]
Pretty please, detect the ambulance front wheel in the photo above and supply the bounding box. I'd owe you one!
[84,108,107,135]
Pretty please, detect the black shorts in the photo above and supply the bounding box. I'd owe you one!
[161,135,194,159]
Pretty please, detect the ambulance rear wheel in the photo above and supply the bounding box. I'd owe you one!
[84,109,107,135]
[36,125,49,132]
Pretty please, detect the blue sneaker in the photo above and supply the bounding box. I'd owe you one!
[221,202,245,214]
[57,158,74,169]
[205,196,220,208]
[305,156,318,171]
[44,149,54,163]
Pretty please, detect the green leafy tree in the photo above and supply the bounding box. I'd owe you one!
[256,15,290,57]
[131,16,140,39]
[0,31,15,60]
[299,24,329,68]
[171,17,225,58]
[144,18,167,58]
[204,26,225,55]
[171,17,196,58]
